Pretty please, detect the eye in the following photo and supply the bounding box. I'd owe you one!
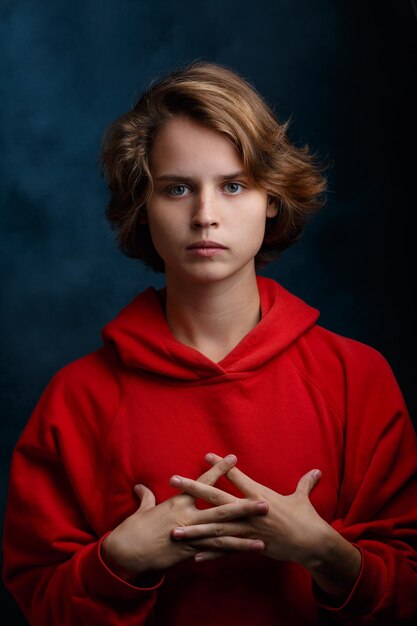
[224,182,244,194]
[167,185,190,197]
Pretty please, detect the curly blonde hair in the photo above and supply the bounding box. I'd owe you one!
[101,60,326,271]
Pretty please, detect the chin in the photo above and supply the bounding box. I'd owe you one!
[186,270,230,284]
[185,263,255,286]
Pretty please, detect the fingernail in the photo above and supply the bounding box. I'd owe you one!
[251,540,265,550]
[195,553,206,562]
[205,453,214,462]
[225,454,237,464]
[172,528,185,538]
[255,501,268,511]
[170,475,182,487]
[313,469,322,479]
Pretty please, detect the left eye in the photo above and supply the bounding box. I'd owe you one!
[224,182,243,194]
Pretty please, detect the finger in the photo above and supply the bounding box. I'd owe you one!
[196,454,238,486]
[168,455,237,502]
[133,484,156,512]
[294,469,322,497]
[169,476,236,506]
[191,498,268,525]
[171,522,251,541]
[205,452,260,496]
[187,536,265,553]
[194,551,224,562]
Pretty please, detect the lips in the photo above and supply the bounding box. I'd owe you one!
[186,240,227,249]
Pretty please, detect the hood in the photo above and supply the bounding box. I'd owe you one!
[101,276,319,381]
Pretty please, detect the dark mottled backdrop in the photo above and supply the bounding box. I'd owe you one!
[1,0,416,622]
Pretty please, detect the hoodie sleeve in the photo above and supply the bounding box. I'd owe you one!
[314,346,417,624]
[2,366,164,626]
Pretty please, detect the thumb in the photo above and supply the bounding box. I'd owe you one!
[295,469,322,497]
[133,484,156,512]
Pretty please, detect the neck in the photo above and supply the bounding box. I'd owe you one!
[164,267,261,363]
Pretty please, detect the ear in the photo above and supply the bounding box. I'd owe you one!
[266,196,279,218]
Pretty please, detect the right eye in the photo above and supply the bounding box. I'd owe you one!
[167,185,190,197]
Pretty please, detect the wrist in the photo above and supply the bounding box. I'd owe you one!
[101,531,164,587]
[307,527,360,575]
[101,533,140,582]
[301,526,361,599]
[295,522,336,571]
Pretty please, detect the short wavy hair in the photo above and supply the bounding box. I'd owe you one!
[101,60,326,272]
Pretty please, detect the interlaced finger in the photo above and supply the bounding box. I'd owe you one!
[170,475,237,506]
[169,454,238,504]
[172,521,251,541]
[190,498,268,525]
[205,452,261,496]
[187,536,265,553]
[196,454,238,486]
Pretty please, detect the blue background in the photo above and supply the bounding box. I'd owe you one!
[1,1,416,621]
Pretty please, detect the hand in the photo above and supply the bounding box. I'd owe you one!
[101,454,268,581]
[172,453,361,599]
[171,453,330,568]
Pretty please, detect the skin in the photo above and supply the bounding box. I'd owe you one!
[146,115,278,288]
[102,115,361,601]
[101,455,269,581]
[145,114,278,362]
[172,453,361,601]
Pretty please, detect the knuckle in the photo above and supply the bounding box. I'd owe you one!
[175,491,188,503]
[235,523,245,535]
[168,498,178,513]
[214,537,225,548]
[176,517,190,528]
[214,524,223,537]
[252,491,263,500]
[210,491,221,504]
[216,507,228,521]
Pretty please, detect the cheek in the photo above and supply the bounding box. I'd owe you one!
[146,212,182,261]
[238,212,268,246]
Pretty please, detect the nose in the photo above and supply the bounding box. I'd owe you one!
[191,189,219,229]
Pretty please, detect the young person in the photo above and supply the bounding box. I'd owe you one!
[3,61,417,625]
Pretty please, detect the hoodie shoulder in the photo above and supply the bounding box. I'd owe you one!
[310,324,396,378]
[24,343,131,444]
[288,323,404,421]
[52,343,128,394]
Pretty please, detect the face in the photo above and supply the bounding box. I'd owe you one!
[146,115,277,286]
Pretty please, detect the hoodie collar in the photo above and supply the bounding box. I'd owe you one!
[101,276,319,381]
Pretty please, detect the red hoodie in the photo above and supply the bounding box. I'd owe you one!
[3,276,417,625]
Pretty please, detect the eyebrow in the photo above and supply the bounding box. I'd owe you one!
[154,171,249,182]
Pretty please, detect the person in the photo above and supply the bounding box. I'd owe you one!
[3,60,417,626]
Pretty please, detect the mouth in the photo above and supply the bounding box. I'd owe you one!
[186,241,227,250]
[186,240,228,258]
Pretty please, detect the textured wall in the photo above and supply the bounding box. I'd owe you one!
[1,0,416,621]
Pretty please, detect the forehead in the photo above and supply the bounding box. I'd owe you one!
[149,116,244,176]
